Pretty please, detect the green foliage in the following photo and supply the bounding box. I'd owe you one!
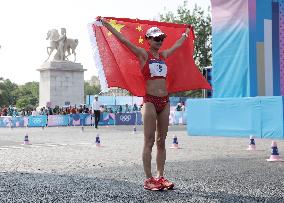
[171,90,202,98]
[0,79,39,109]
[15,82,39,109]
[84,82,101,98]
[16,97,30,109]
[159,1,212,68]
[0,79,18,107]
[159,1,212,98]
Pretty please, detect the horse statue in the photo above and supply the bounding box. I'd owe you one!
[45,29,79,62]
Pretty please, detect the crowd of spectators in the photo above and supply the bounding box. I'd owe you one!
[0,102,185,117]
[0,106,20,117]
[0,103,143,117]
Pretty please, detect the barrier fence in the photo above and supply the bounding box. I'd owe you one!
[0,111,186,128]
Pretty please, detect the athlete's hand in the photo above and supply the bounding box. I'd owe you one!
[96,16,102,21]
[185,25,191,35]
[95,16,106,26]
[96,16,108,26]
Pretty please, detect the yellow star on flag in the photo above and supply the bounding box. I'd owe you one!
[138,36,144,44]
[136,25,143,32]
[107,19,125,36]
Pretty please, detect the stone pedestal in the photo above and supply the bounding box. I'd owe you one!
[37,61,86,108]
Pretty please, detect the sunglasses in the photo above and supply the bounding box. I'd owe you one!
[152,36,165,42]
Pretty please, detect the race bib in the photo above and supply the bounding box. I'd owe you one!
[149,60,167,77]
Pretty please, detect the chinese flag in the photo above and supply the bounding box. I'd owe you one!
[88,17,211,96]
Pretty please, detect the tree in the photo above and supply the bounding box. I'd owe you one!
[84,81,101,98]
[159,0,212,97]
[15,82,39,109]
[0,79,18,107]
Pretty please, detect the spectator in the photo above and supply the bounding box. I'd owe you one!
[71,106,77,114]
[133,103,138,112]
[3,106,8,116]
[118,105,123,113]
[92,95,102,129]
[181,102,185,111]
[176,103,182,111]
[78,105,84,113]
[48,107,53,115]
[125,104,130,113]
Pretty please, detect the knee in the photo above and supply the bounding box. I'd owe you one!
[144,136,155,149]
[156,136,166,150]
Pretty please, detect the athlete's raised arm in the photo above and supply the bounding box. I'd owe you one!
[98,17,147,64]
[161,26,191,59]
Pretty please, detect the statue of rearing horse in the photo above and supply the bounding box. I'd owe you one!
[45,29,79,62]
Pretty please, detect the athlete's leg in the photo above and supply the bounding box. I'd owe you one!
[142,102,157,178]
[156,103,170,178]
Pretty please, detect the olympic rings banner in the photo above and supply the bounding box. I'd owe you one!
[28,115,48,127]
[115,113,143,125]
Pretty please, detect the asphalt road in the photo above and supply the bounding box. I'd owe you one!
[0,125,283,202]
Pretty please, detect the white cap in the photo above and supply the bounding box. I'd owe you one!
[94,95,98,98]
[145,27,165,38]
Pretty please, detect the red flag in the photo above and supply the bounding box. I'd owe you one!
[88,17,211,96]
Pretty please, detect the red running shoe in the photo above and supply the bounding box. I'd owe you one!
[144,177,163,191]
[156,177,174,190]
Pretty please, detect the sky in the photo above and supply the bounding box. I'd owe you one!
[0,0,211,85]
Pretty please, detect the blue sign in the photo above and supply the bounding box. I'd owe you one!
[99,112,115,126]
[47,115,69,126]
[115,113,136,125]
[12,116,25,127]
[69,114,81,126]
[0,116,12,127]
[28,115,48,127]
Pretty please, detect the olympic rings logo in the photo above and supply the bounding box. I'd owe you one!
[119,115,131,122]
[32,118,44,124]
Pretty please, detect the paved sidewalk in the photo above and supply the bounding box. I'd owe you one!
[0,126,284,202]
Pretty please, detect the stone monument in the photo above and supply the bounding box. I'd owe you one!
[37,28,86,108]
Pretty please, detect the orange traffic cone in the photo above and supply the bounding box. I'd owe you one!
[23,133,31,145]
[247,135,256,150]
[267,141,284,162]
[170,135,180,149]
[95,133,101,147]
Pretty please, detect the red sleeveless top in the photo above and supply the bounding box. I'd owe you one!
[141,52,168,81]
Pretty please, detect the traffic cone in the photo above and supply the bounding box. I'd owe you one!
[95,133,101,147]
[267,141,284,162]
[133,126,137,134]
[23,133,31,145]
[247,135,256,150]
[170,135,180,149]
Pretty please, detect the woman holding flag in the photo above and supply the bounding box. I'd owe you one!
[98,17,190,191]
